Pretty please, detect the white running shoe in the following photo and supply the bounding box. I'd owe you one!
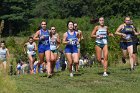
[103,73,108,77]
[70,73,74,77]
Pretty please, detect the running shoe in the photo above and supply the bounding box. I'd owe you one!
[70,73,74,77]
[47,74,52,78]
[103,73,108,77]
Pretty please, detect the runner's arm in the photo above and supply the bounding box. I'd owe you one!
[132,26,140,35]
[80,31,84,40]
[33,31,40,41]
[34,42,37,51]
[91,26,98,38]
[115,25,126,37]
[62,33,69,45]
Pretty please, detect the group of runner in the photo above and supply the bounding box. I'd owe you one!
[91,16,140,76]
[0,16,139,77]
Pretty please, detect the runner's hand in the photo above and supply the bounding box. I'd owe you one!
[40,36,45,40]
[109,33,114,37]
[97,35,104,39]
[121,33,126,38]
[77,42,80,45]
[96,35,101,39]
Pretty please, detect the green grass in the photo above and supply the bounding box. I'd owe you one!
[13,62,140,93]
[0,74,17,93]
[1,16,140,93]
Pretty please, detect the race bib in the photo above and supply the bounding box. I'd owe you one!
[100,34,107,39]
[124,34,131,40]
[69,39,77,45]
[29,48,33,51]
[42,40,49,45]
[50,41,56,45]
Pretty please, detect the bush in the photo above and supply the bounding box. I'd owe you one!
[0,75,17,93]
[4,16,140,66]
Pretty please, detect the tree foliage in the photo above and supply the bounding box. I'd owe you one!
[33,0,140,18]
[0,0,37,35]
[0,0,140,35]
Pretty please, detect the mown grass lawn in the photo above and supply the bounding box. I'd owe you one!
[13,63,140,93]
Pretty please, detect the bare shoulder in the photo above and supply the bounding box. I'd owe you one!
[55,33,59,36]
[25,42,28,45]
[95,25,99,28]
[34,30,40,37]
[5,48,9,51]
[75,31,78,34]
[63,32,67,36]
[95,25,99,29]
[33,42,36,45]
[78,30,82,33]
[119,24,125,28]
[130,25,134,28]
[92,25,99,31]
[36,30,40,33]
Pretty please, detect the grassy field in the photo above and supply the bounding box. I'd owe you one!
[11,62,140,93]
[1,17,140,93]
[1,37,140,93]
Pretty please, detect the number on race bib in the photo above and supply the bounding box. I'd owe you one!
[71,41,76,45]
[50,41,56,45]
[42,40,49,45]
[125,34,131,40]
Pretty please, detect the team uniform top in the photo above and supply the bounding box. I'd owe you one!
[26,42,36,56]
[39,29,50,45]
[120,24,134,42]
[65,31,78,53]
[50,34,58,51]
[96,26,108,45]
[0,48,8,61]
[38,29,50,53]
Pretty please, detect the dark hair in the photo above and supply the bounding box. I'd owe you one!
[1,40,5,44]
[41,20,47,24]
[67,21,74,27]
[0,41,6,47]
[29,36,33,39]
[73,22,78,31]
[38,20,47,30]
[90,18,99,24]
[99,17,104,20]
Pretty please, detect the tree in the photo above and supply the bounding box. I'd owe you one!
[33,0,140,19]
[0,0,37,36]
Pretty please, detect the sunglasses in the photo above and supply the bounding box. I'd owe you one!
[51,29,55,30]
[42,24,46,25]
